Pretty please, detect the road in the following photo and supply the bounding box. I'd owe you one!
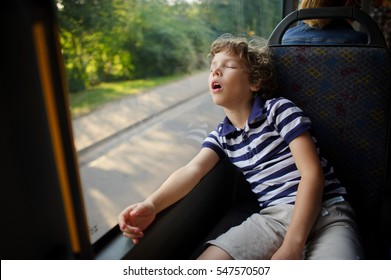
[72,72,225,243]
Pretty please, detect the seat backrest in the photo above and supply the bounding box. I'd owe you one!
[268,7,391,259]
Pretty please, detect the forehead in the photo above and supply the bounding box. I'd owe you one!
[210,51,241,64]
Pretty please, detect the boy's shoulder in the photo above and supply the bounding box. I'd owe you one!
[262,97,303,118]
[264,96,295,108]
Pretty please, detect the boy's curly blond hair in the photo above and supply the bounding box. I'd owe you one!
[209,34,277,99]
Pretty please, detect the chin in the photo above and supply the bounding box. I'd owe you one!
[211,95,225,107]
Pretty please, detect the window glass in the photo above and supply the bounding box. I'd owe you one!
[369,0,391,48]
[56,0,283,243]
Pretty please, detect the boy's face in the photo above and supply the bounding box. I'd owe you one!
[209,51,259,110]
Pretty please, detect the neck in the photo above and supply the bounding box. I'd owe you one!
[223,104,252,129]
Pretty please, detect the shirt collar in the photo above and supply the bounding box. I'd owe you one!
[219,96,265,136]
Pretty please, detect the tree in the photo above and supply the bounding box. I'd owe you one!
[56,0,281,93]
[56,0,133,91]
[198,0,282,38]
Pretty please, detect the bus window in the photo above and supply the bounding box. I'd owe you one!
[56,0,282,244]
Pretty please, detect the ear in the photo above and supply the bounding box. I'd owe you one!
[250,81,261,92]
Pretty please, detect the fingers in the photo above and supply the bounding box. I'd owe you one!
[118,204,145,242]
[118,204,137,230]
[118,212,129,231]
[121,223,144,244]
[118,202,156,243]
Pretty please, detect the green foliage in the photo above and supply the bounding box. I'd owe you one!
[56,0,282,93]
[57,0,133,92]
[199,0,282,38]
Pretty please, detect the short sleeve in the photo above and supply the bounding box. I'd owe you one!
[268,98,312,144]
[202,127,227,159]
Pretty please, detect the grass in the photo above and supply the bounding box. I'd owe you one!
[69,74,186,118]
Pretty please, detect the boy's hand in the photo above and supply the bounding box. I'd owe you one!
[271,241,304,260]
[118,201,156,244]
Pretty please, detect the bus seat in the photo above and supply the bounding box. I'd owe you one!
[268,7,391,259]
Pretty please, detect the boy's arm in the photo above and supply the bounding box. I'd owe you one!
[272,131,324,259]
[146,147,220,213]
[119,147,220,242]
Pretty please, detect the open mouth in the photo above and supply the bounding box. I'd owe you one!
[211,82,222,90]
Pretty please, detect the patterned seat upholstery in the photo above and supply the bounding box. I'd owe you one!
[270,43,390,258]
[268,6,391,259]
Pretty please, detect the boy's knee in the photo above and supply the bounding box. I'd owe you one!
[197,245,233,260]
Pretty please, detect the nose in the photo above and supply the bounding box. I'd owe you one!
[211,67,222,77]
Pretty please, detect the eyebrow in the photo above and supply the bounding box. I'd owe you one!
[210,57,240,66]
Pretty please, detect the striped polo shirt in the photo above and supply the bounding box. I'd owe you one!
[202,96,346,208]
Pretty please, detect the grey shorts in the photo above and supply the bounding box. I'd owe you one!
[206,201,364,260]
